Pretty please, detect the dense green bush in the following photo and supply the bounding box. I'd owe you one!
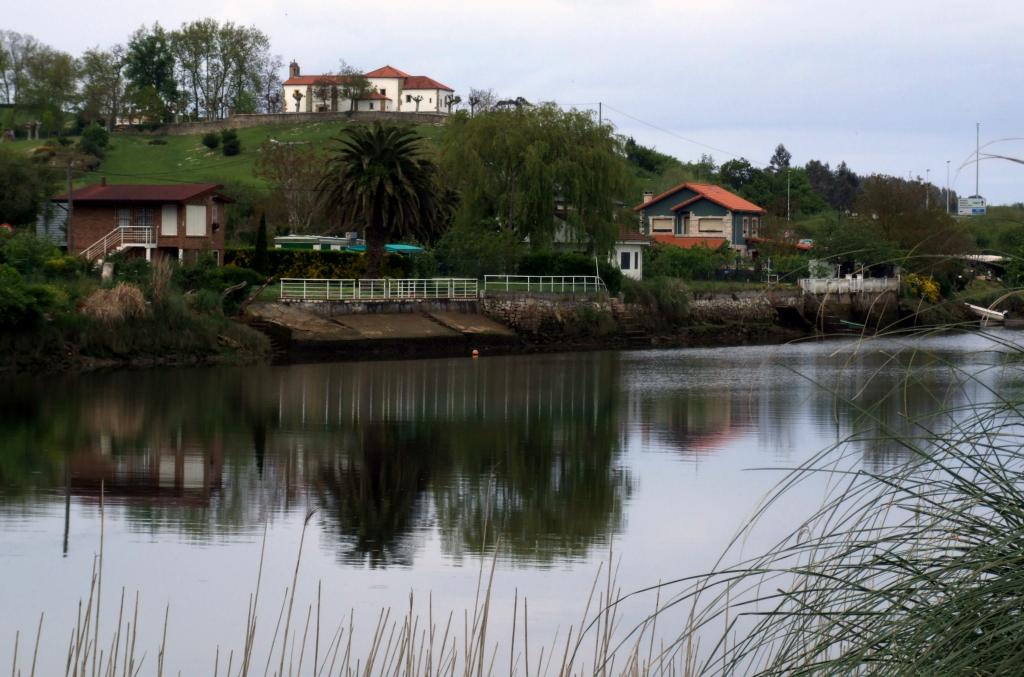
[225,248,413,279]
[434,221,522,279]
[201,131,220,149]
[221,129,241,156]
[622,277,689,328]
[0,264,54,328]
[517,251,623,294]
[645,243,731,280]
[78,123,109,158]
[0,232,61,277]
[768,254,810,281]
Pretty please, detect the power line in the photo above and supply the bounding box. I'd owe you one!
[600,103,770,167]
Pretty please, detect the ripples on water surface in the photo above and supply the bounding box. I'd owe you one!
[0,330,1019,672]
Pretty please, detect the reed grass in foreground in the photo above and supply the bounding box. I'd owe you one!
[7,327,1024,675]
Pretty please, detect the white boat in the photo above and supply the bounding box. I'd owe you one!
[964,302,1009,324]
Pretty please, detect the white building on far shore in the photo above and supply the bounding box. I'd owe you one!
[282,63,457,114]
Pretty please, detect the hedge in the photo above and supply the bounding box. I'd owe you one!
[517,251,623,294]
[225,248,414,279]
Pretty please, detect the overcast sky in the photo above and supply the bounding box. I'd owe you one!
[12,0,1024,203]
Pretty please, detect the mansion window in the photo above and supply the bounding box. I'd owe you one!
[620,251,631,270]
[379,88,386,96]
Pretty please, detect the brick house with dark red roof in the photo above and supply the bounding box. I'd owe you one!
[632,182,765,255]
[53,181,231,264]
[282,61,456,114]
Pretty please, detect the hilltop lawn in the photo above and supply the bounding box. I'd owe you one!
[3,120,447,189]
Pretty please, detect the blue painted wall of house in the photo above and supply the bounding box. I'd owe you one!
[732,213,744,244]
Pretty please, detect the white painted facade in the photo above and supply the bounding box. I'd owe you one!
[283,63,453,114]
[611,242,647,280]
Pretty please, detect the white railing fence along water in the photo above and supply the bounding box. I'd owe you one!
[798,276,901,294]
[279,278,479,302]
[482,275,608,294]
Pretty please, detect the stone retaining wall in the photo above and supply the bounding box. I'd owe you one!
[686,289,802,324]
[288,298,478,316]
[148,111,449,136]
[480,294,610,334]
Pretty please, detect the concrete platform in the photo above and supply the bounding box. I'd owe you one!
[246,303,519,355]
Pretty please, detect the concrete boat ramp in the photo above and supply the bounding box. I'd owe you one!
[246,302,518,359]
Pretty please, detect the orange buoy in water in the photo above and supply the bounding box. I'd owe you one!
[471,349,479,358]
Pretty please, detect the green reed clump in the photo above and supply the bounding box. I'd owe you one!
[638,327,1024,675]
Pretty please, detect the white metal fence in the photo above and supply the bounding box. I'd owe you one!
[482,275,608,294]
[279,278,479,302]
[798,276,901,294]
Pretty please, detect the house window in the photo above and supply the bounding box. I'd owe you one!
[379,88,386,96]
[406,95,412,103]
[137,208,154,228]
[185,204,207,237]
[752,217,760,236]
[620,251,631,270]
[161,205,177,236]
[634,252,639,269]
[742,216,750,236]
[650,216,673,233]
[369,102,374,110]
[116,208,131,228]
[674,217,684,236]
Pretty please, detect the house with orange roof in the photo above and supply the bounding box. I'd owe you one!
[632,182,765,255]
[282,62,456,114]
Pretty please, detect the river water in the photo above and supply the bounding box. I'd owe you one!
[0,331,1018,673]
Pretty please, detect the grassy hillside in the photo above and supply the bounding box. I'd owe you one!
[5,120,447,189]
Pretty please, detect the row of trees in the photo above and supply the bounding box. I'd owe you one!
[0,21,281,134]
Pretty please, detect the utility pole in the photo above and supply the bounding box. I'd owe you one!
[925,168,930,209]
[598,101,602,125]
[975,121,981,197]
[65,154,74,247]
[946,160,951,214]
[786,168,791,221]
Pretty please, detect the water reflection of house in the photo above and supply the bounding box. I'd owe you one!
[631,388,753,458]
[68,436,224,507]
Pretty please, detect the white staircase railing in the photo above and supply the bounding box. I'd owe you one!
[80,226,156,261]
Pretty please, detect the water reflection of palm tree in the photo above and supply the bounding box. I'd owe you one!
[316,423,446,567]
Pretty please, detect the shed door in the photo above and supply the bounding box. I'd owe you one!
[160,205,177,237]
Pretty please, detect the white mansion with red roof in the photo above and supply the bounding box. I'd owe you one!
[282,62,456,114]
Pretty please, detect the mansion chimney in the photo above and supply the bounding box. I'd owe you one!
[289,61,300,78]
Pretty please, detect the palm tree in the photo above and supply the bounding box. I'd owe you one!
[318,122,449,277]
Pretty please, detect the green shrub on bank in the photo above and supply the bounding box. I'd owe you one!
[645,242,731,280]
[225,248,413,280]
[0,264,50,327]
[201,131,220,149]
[622,277,689,328]
[517,251,623,294]
[0,232,61,277]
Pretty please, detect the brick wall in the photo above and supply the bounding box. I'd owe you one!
[67,205,117,254]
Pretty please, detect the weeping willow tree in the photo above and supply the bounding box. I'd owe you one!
[439,104,631,255]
